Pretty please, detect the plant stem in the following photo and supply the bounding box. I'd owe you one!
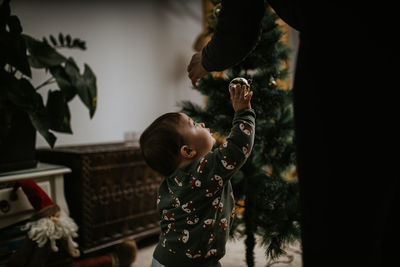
[7,64,15,74]
[36,78,55,90]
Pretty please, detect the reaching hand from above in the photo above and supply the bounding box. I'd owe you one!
[187,51,209,87]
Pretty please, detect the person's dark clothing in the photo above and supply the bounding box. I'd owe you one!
[200,1,399,266]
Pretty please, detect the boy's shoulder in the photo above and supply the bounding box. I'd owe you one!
[176,157,201,174]
[166,156,215,185]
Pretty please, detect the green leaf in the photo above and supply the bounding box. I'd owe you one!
[64,58,97,118]
[49,34,57,46]
[7,78,43,110]
[72,38,86,50]
[0,0,11,29]
[72,39,79,47]
[8,80,58,147]
[231,170,244,185]
[78,40,86,50]
[42,37,49,45]
[64,58,79,84]
[28,110,56,148]
[26,54,43,69]
[49,65,77,101]
[0,32,32,77]
[46,90,72,133]
[58,33,64,46]
[66,34,71,46]
[7,16,23,35]
[23,34,66,68]
[82,64,97,117]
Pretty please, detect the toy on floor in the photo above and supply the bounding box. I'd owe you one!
[71,239,137,267]
[6,179,80,266]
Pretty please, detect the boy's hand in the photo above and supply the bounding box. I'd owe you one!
[230,84,253,112]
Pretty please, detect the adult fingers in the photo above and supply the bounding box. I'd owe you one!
[191,77,198,87]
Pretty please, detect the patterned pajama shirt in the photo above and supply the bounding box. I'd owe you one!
[153,109,256,267]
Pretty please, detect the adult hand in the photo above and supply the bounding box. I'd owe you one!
[187,51,209,87]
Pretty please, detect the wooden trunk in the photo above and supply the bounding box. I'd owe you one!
[36,142,162,254]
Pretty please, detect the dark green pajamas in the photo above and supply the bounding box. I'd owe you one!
[153,109,255,267]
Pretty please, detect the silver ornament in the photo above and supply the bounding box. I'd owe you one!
[229,77,251,96]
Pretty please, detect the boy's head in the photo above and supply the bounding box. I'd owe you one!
[140,112,215,176]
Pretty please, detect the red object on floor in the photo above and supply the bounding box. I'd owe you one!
[72,255,113,267]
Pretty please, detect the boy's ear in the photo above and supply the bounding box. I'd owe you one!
[180,145,197,159]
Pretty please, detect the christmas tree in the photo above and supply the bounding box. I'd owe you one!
[180,1,301,266]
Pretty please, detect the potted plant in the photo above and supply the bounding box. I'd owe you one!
[0,0,97,172]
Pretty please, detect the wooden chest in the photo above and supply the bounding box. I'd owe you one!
[36,142,162,254]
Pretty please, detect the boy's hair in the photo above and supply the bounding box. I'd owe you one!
[140,112,184,176]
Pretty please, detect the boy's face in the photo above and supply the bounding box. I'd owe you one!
[178,113,215,158]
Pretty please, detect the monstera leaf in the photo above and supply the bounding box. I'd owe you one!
[6,77,57,147]
[22,34,67,69]
[64,58,97,118]
[49,65,77,102]
[46,90,72,134]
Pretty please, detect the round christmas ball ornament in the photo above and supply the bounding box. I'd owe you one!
[229,77,251,96]
[268,76,277,88]
[213,2,222,17]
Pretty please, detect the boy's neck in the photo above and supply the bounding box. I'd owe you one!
[176,150,210,171]
[177,158,195,169]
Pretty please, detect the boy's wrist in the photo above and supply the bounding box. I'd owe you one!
[234,108,256,119]
[235,107,253,113]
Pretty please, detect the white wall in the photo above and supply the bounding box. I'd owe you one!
[11,0,298,149]
[12,0,205,148]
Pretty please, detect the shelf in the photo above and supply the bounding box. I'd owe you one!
[0,162,71,182]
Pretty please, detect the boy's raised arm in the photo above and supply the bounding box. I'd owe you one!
[195,84,256,188]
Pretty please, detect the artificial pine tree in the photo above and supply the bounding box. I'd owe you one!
[180,1,301,266]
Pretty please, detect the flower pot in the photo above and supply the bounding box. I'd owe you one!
[0,110,37,173]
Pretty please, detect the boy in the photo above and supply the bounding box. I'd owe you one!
[140,84,255,267]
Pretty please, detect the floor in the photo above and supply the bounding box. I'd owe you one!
[131,235,302,267]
